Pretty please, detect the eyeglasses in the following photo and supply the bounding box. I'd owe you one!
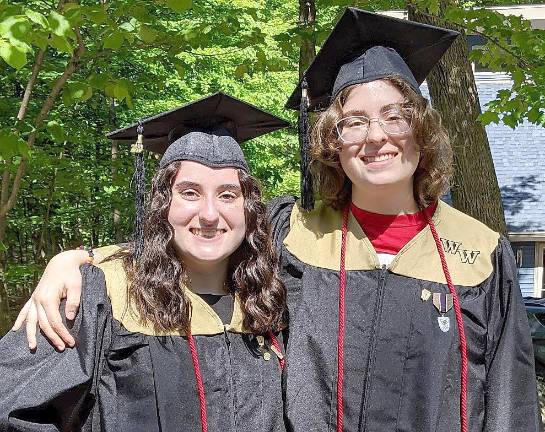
[336,110,412,144]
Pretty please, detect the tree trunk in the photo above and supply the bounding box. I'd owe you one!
[298,0,316,78]
[407,3,507,235]
[0,214,11,336]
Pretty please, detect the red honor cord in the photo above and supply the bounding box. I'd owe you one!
[336,207,468,432]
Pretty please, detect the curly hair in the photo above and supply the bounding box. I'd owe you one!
[311,75,453,210]
[120,161,286,335]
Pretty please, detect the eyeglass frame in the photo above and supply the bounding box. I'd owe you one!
[335,106,413,144]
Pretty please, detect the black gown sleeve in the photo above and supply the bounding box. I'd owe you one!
[0,265,112,432]
[266,195,297,256]
[484,236,542,431]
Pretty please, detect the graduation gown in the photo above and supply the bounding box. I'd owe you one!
[0,259,285,432]
[268,196,540,432]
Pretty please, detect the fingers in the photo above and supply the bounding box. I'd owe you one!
[25,301,38,350]
[36,302,67,351]
[64,283,81,322]
[12,300,31,331]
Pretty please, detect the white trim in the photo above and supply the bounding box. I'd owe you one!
[535,243,545,298]
[381,6,545,29]
[473,72,512,83]
[509,233,545,242]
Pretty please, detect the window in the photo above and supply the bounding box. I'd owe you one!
[537,243,545,298]
[466,34,492,73]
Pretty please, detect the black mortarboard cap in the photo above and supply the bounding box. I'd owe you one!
[286,8,459,111]
[107,92,289,258]
[287,8,458,211]
[108,92,290,171]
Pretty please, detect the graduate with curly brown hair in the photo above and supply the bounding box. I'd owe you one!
[0,93,289,432]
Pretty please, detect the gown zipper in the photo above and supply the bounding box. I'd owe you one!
[359,265,388,432]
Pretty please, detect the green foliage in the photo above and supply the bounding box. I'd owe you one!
[444,5,545,128]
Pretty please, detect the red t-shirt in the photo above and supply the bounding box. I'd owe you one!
[350,202,437,254]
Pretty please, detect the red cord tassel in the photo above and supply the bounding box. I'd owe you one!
[335,206,467,432]
[336,207,350,432]
[187,329,208,432]
[268,331,286,371]
[426,214,468,432]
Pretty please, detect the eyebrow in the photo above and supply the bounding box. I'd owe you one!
[342,103,403,118]
[173,181,241,192]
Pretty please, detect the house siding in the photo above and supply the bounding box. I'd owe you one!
[423,78,545,297]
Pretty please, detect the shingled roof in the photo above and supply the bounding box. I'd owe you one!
[423,75,545,233]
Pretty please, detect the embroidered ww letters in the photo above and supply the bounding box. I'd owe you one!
[440,238,480,264]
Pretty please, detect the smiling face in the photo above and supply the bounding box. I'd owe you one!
[167,161,246,271]
[338,80,420,196]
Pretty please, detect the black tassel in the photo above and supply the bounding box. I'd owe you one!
[299,77,314,210]
[131,121,145,259]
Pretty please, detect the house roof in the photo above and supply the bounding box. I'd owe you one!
[422,75,545,233]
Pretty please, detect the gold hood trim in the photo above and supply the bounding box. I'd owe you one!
[283,200,500,286]
[97,258,249,337]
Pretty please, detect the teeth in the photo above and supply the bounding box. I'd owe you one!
[191,229,223,238]
[364,153,396,163]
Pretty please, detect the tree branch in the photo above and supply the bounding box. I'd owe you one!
[0,159,26,219]
[1,169,10,207]
[449,19,532,70]
[17,0,67,121]
[1,26,85,219]
[34,27,85,130]
[17,49,47,121]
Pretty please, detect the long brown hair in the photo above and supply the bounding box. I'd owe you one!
[120,161,286,334]
[311,75,453,210]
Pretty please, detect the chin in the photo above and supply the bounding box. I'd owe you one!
[358,174,404,188]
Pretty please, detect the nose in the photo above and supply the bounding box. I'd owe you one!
[199,197,220,226]
[365,118,388,145]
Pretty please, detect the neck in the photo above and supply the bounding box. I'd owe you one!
[185,261,229,295]
[351,181,420,215]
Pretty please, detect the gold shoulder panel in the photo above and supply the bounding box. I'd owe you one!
[389,201,500,286]
[283,201,379,270]
[94,244,124,264]
[283,200,499,286]
[96,259,249,336]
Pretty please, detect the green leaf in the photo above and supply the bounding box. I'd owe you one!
[527,107,542,124]
[119,21,135,32]
[174,63,185,79]
[25,10,48,28]
[49,34,73,53]
[478,110,499,125]
[62,82,93,105]
[166,0,193,13]
[0,241,7,253]
[88,73,109,89]
[138,24,157,43]
[113,82,129,99]
[63,4,83,26]
[0,129,27,160]
[0,40,27,69]
[234,64,248,79]
[46,120,66,142]
[0,16,26,38]
[103,31,124,50]
[32,31,49,50]
[511,69,525,86]
[48,11,75,39]
[84,5,107,24]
